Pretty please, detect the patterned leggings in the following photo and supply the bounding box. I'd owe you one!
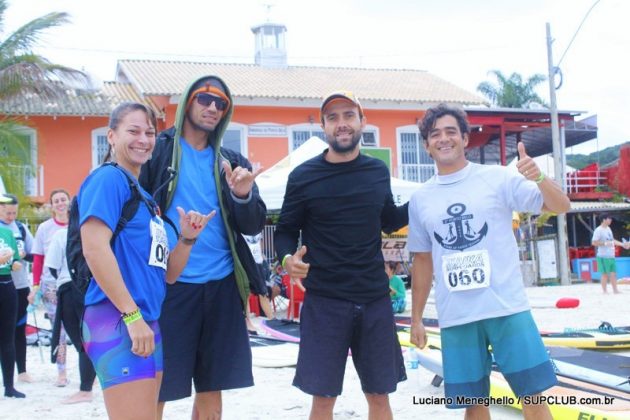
[41,281,66,373]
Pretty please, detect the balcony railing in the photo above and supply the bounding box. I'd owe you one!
[566,169,608,194]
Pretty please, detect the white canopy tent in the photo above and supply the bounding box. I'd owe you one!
[256,137,422,210]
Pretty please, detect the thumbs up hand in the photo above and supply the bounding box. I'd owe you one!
[284,245,310,280]
[515,142,542,182]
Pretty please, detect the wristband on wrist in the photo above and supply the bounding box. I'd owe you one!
[179,234,197,245]
[281,254,292,268]
[122,308,143,326]
[535,173,545,184]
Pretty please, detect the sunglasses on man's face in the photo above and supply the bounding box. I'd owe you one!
[195,93,228,111]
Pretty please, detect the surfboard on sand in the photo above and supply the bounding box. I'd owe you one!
[547,346,630,393]
[398,329,630,393]
[249,334,299,368]
[259,319,301,343]
[412,346,630,420]
[539,322,630,350]
[395,316,630,349]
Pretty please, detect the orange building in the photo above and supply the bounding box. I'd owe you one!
[1,23,597,203]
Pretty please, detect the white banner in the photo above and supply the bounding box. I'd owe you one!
[382,238,409,262]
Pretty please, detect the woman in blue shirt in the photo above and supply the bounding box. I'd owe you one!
[79,102,214,419]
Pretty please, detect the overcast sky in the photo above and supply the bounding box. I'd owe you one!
[4,0,627,154]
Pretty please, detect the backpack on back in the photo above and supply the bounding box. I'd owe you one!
[66,162,156,296]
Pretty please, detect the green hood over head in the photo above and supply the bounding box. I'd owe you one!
[167,75,234,204]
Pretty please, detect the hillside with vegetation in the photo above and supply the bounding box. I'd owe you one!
[566,142,629,169]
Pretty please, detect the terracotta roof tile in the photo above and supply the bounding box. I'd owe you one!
[117,60,486,105]
[0,81,162,117]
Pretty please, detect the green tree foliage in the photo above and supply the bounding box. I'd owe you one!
[566,142,629,170]
[477,70,547,108]
[0,0,89,198]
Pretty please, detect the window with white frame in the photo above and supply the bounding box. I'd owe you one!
[361,125,379,147]
[288,124,325,151]
[91,127,108,169]
[223,123,247,157]
[396,125,434,183]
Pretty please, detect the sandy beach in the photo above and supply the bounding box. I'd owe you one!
[2,281,628,419]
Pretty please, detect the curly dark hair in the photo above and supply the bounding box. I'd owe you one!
[418,103,470,141]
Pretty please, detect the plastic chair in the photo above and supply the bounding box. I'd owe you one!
[282,276,305,320]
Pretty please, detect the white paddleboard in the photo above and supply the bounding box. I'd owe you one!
[250,336,299,368]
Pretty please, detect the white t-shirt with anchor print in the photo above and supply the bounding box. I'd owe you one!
[408,162,543,328]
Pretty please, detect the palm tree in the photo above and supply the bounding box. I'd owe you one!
[477,70,547,108]
[0,0,89,198]
[0,0,88,99]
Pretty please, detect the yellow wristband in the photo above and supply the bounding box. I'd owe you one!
[122,309,143,326]
[535,173,545,184]
[281,254,291,268]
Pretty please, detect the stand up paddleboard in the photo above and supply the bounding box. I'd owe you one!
[259,318,301,342]
[397,329,630,393]
[395,316,630,349]
[411,345,630,420]
[249,334,299,368]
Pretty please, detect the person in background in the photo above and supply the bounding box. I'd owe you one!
[243,233,274,324]
[385,261,406,314]
[591,213,630,294]
[269,261,288,301]
[44,227,96,404]
[29,188,71,387]
[0,193,34,383]
[0,221,24,397]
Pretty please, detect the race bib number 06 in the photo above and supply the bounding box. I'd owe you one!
[149,218,169,270]
[441,249,491,292]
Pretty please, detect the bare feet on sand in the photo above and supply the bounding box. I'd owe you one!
[54,376,69,387]
[61,391,93,404]
[17,372,34,383]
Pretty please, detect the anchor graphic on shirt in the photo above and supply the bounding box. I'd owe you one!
[434,203,488,251]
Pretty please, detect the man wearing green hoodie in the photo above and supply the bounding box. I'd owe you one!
[139,75,266,419]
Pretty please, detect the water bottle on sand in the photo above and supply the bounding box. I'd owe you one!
[405,347,421,389]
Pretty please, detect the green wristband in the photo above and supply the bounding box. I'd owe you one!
[535,173,545,184]
[122,309,143,326]
[281,254,291,268]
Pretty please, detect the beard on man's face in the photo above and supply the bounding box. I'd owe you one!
[327,130,362,153]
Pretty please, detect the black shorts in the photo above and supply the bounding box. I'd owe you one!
[158,273,253,402]
[293,293,406,397]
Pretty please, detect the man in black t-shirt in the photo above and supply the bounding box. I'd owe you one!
[274,91,408,420]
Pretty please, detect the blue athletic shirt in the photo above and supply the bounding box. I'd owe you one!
[78,165,166,321]
[164,138,233,283]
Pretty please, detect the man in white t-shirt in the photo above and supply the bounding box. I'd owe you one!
[408,104,571,420]
[591,213,629,294]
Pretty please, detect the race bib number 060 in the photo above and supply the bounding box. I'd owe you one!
[441,249,491,292]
